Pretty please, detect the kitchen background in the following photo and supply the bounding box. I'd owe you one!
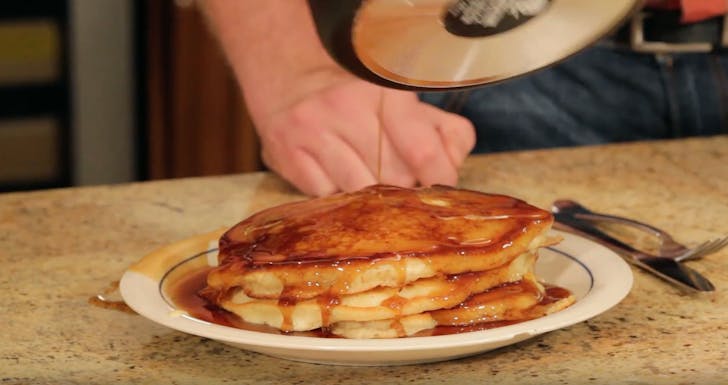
[0,0,261,192]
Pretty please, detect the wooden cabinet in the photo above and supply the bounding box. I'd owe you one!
[144,0,262,180]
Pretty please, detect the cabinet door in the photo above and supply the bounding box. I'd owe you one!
[145,0,261,179]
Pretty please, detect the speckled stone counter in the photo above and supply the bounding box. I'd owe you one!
[2,136,727,384]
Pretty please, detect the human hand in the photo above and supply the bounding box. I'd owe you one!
[252,70,476,196]
[200,0,474,196]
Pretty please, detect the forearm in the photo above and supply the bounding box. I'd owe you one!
[199,0,344,120]
[199,0,475,196]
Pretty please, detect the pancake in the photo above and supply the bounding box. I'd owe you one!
[216,251,537,332]
[200,184,572,338]
[332,280,575,339]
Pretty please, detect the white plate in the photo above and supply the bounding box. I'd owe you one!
[120,230,632,366]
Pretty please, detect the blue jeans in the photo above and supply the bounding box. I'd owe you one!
[420,44,728,153]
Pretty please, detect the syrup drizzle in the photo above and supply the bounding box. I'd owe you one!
[220,185,551,266]
[377,92,384,183]
[169,266,572,338]
[197,185,561,337]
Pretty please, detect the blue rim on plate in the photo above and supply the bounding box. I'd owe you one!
[120,230,632,366]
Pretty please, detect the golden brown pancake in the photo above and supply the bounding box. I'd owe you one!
[200,184,572,338]
[216,252,537,332]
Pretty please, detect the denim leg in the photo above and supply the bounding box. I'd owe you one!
[420,45,727,153]
[667,52,728,134]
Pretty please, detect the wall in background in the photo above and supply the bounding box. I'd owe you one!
[0,0,262,192]
[69,0,136,186]
[0,0,138,191]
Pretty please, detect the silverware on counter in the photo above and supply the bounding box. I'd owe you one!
[553,200,728,262]
[551,200,720,292]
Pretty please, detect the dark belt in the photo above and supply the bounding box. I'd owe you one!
[612,10,728,53]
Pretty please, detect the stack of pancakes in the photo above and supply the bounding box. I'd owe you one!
[200,185,574,338]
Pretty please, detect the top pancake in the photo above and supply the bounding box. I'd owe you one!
[204,185,553,301]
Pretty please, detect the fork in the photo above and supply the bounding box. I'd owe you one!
[552,200,728,262]
[551,203,715,292]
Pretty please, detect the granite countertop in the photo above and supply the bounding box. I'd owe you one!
[1,136,727,384]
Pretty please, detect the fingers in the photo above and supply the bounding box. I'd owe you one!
[256,81,474,196]
[261,111,378,196]
[381,91,461,187]
[378,134,418,187]
[309,132,378,192]
[262,146,337,197]
[319,87,417,188]
[327,118,417,188]
[423,103,476,167]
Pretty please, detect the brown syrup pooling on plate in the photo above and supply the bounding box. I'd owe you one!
[170,267,332,336]
[169,266,572,338]
[542,286,572,306]
[171,268,238,328]
[88,280,136,314]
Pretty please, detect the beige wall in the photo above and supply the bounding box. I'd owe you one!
[70,0,136,185]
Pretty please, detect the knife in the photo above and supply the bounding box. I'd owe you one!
[552,202,715,292]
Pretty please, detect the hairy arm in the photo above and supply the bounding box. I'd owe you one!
[200,0,475,196]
